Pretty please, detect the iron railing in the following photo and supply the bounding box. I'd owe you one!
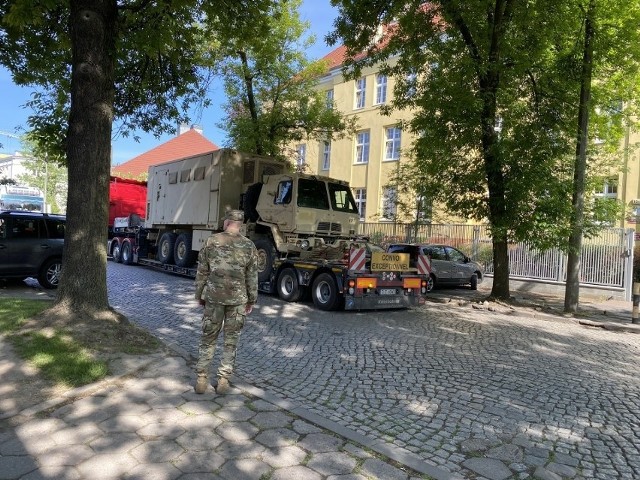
[358,222,634,299]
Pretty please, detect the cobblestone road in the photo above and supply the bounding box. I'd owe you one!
[108,262,640,479]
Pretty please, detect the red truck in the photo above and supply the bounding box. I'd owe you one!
[108,176,146,231]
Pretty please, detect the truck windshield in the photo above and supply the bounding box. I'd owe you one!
[297,178,330,210]
[328,183,359,213]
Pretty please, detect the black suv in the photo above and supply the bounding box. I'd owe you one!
[0,210,66,289]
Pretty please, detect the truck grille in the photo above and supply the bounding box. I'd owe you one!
[317,222,342,235]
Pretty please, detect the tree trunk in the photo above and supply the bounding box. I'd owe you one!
[238,50,263,155]
[56,0,120,317]
[564,1,594,313]
[480,78,510,301]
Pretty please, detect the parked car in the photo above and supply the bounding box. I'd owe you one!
[0,210,66,289]
[386,243,483,292]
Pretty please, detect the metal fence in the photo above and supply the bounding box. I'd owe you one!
[359,222,634,300]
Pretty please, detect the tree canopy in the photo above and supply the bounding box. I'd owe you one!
[330,0,640,299]
[0,0,274,320]
[212,0,356,161]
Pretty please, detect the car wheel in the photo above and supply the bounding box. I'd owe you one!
[277,268,304,302]
[426,274,436,293]
[38,258,62,289]
[470,274,478,290]
[311,272,341,311]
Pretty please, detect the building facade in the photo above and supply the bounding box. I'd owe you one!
[300,47,418,223]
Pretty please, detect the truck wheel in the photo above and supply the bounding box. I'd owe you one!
[311,272,340,311]
[174,233,197,267]
[254,238,276,283]
[243,183,263,222]
[470,273,478,290]
[121,239,134,265]
[38,257,62,289]
[158,232,177,264]
[111,239,122,263]
[277,268,304,302]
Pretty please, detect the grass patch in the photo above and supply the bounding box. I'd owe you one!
[12,331,108,387]
[0,299,49,333]
[1,298,161,390]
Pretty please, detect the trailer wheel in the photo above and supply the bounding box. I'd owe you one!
[174,233,197,267]
[121,239,134,265]
[254,238,276,283]
[158,232,177,264]
[111,239,122,263]
[38,257,62,289]
[311,273,340,311]
[277,268,304,302]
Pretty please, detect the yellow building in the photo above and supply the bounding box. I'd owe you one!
[305,46,640,233]
[611,128,640,236]
[299,46,418,223]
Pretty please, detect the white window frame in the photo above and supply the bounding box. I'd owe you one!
[381,186,397,220]
[384,127,401,161]
[354,77,366,109]
[375,74,387,105]
[354,188,367,220]
[326,89,334,108]
[355,131,370,164]
[322,141,331,171]
[296,144,306,167]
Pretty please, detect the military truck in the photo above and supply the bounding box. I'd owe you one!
[109,148,429,310]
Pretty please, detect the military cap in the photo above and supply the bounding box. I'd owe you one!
[225,209,244,222]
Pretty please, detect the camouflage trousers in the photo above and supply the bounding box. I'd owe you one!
[195,303,246,380]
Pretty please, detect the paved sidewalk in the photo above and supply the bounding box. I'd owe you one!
[1,348,447,480]
[2,276,639,480]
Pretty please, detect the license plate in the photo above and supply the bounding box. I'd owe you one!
[379,288,396,295]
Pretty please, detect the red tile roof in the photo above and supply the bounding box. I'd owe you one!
[111,129,219,178]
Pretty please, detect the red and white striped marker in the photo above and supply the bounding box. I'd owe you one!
[417,255,431,274]
[349,248,367,272]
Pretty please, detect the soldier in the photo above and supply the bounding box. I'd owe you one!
[193,209,258,394]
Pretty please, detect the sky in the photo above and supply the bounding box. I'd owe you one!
[0,0,338,166]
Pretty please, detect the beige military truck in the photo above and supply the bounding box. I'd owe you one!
[109,148,359,281]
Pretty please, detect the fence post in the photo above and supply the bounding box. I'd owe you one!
[633,282,640,324]
[624,229,634,302]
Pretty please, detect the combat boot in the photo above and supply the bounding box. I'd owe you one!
[194,375,208,394]
[216,377,230,394]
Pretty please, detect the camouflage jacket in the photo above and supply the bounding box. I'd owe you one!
[194,231,259,305]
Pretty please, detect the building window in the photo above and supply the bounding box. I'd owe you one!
[322,141,331,171]
[385,127,401,160]
[381,187,397,220]
[355,131,370,164]
[296,144,306,167]
[594,178,618,198]
[326,89,334,108]
[354,188,367,220]
[354,77,366,109]
[375,74,387,104]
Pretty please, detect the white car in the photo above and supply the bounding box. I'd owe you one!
[386,243,483,292]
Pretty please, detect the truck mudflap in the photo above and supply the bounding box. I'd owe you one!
[343,293,426,310]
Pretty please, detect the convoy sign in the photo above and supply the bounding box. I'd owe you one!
[370,252,410,271]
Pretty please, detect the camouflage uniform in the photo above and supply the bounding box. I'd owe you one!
[194,210,258,383]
